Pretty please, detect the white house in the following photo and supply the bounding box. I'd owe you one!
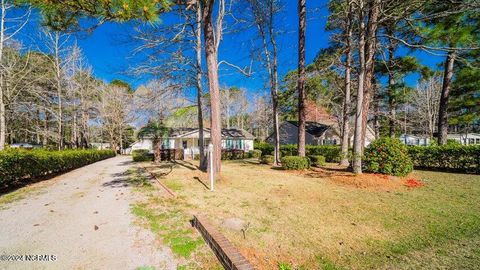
[399,134,431,146]
[447,133,480,145]
[129,127,255,159]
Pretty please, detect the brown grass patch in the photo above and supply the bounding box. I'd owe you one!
[140,159,480,269]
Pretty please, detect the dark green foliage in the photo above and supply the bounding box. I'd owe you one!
[281,156,310,170]
[260,155,274,165]
[221,150,244,160]
[24,0,172,31]
[248,149,262,159]
[132,149,154,162]
[363,138,413,176]
[254,142,274,156]
[306,145,343,162]
[0,149,115,188]
[309,155,326,167]
[450,49,480,127]
[408,145,480,174]
[255,142,342,162]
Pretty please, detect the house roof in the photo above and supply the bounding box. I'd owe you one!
[287,121,331,137]
[221,128,255,139]
[169,127,255,140]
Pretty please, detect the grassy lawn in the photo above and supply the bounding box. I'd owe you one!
[132,160,480,270]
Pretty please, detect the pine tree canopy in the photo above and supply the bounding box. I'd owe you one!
[20,0,173,31]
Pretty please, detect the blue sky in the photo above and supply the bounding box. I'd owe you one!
[14,1,445,96]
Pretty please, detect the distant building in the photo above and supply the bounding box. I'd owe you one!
[267,101,375,147]
[399,134,431,146]
[447,133,480,145]
[128,127,255,159]
[9,143,42,149]
[91,143,111,150]
[268,121,375,147]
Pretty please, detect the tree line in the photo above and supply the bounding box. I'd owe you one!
[2,0,478,176]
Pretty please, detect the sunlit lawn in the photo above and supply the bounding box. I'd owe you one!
[134,159,480,269]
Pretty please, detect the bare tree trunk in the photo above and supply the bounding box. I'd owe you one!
[154,140,161,162]
[54,32,63,150]
[353,0,366,174]
[0,0,5,150]
[72,113,78,148]
[119,126,123,154]
[203,0,221,173]
[81,110,88,148]
[36,109,41,144]
[340,0,353,166]
[387,27,397,137]
[373,86,380,139]
[437,49,456,145]
[360,0,380,147]
[297,0,306,157]
[196,1,207,171]
[43,110,49,146]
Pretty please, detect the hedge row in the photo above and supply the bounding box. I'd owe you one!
[0,149,115,188]
[132,149,153,162]
[408,145,480,174]
[254,142,342,162]
[256,142,480,174]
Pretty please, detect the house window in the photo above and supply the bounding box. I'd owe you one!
[469,138,475,145]
[182,140,188,149]
[476,138,480,144]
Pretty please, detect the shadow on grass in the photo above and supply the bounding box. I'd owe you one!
[173,160,198,171]
[193,177,210,190]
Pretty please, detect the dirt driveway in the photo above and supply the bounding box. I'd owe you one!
[0,156,176,270]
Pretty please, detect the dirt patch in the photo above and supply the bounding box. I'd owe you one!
[287,166,425,191]
[329,173,404,191]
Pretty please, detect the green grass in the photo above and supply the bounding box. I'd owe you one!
[129,167,220,269]
[150,160,480,269]
[0,182,47,209]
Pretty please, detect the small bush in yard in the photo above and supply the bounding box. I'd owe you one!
[132,149,153,162]
[309,155,326,167]
[249,149,262,158]
[281,156,310,170]
[363,138,413,176]
[260,155,274,165]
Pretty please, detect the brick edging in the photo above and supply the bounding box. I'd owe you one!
[192,214,255,270]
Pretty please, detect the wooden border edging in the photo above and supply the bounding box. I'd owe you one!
[192,214,255,270]
[143,166,177,198]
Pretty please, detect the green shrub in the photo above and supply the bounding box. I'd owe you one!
[281,156,310,170]
[0,149,115,189]
[306,145,343,162]
[254,142,274,156]
[309,155,326,167]
[363,138,413,176]
[260,155,274,165]
[249,149,262,158]
[132,149,153,162]
[408,144,480,174]
[254,143,343,162]
[221,149,244,160]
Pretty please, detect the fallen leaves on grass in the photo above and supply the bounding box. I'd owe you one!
[329,173,403,191]
[403,178,424,188]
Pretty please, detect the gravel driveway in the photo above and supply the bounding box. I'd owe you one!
[0,156,177,270]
